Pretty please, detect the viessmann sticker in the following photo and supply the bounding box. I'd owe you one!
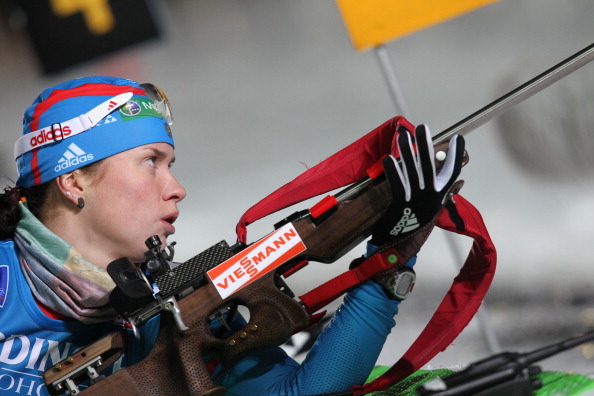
[207,223,306,299]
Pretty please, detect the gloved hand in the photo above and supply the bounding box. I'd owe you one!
[370,124,465,247]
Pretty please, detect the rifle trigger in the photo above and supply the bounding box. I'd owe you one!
[210,306,233,331]
[217,311,231,331]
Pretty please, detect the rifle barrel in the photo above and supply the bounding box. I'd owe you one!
[338,42,594,205]
[433,41,594,144]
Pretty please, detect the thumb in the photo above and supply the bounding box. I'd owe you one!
[434,134,465,192]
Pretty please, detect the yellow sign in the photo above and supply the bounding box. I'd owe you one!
[336,0,500,51]
[51,0,115,35]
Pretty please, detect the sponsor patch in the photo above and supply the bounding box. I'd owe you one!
[119,98,161,121]
[207,223,306,299]
[0,265,8,308]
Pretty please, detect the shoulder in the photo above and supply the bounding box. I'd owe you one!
[0,239,17,262]
[0,238,62,330]
[0,238,16,250]
[0,239,18,308]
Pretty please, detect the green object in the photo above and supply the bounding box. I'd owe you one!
[534,371,594,396]
[365,368,455,395]
[365,367,594,396]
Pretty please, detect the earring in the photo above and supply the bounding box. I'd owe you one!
[77,197,85,209]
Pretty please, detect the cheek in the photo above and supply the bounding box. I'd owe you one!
[92,176,154,220]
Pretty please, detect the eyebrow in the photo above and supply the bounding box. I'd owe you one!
[144,147,176,164]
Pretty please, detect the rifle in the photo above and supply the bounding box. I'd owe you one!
[43,41,594,396]
[43,155,417,396]
[416,329,594,396]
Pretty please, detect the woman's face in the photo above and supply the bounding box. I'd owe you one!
[79,142,186,264]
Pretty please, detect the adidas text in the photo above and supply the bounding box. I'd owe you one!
[54,143,94,172]
[389,208,420,236]
[30,126,72,147]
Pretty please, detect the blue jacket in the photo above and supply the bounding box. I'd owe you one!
[0,239,403,396]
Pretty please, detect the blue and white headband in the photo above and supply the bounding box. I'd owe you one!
[15,76,175,187]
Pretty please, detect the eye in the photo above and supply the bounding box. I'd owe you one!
[146,157,157,167]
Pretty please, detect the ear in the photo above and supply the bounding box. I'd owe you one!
[54,172,85,207]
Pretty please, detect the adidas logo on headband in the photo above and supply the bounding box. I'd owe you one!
[55,143,94,172]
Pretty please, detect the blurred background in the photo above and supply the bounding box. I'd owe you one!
[1,0,593,379]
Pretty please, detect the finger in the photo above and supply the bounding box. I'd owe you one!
[383,155,411,202]
[415,124,436,192]
[435,134,466,191]
[396,130,421,194]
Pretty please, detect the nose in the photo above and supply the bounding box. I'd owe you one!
[164,171,187,202]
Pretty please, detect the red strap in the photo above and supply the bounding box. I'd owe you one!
[235,116,415,244]
[351,194,497,394]
[232,116,496,394]
[300,248,403,314]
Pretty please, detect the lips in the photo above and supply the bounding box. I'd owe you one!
[162,212,179,234]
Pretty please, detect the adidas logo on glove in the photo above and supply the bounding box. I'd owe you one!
[389,208,419,236]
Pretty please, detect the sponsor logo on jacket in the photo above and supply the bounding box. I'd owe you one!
[0,333,79,395]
